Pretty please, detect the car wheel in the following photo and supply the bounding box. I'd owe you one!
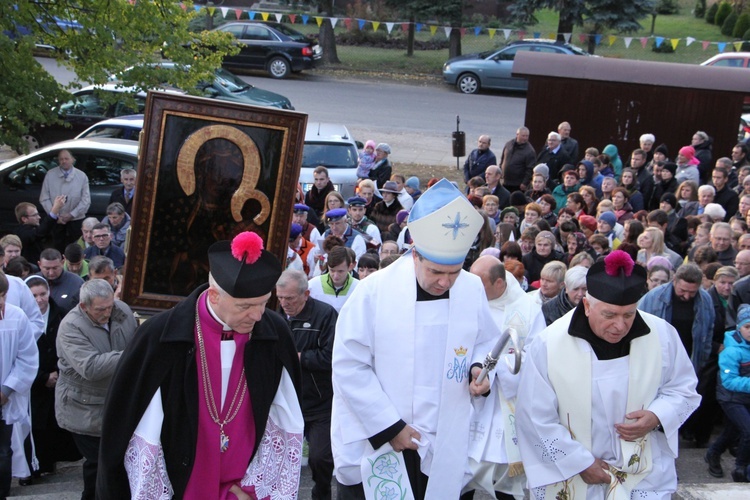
[20,133,42,153]
[457,74,480,94]
[268,57,291,79]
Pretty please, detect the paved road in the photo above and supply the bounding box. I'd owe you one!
[36,58,529,170]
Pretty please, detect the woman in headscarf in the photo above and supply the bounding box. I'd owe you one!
[602,144,623,181]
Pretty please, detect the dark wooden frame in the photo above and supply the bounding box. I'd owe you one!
[122,92,307,311]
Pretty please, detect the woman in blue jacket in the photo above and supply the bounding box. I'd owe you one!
[706,304,750,482]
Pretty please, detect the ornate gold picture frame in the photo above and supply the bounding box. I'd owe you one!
[122,92,307,311]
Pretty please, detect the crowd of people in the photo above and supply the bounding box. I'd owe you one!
[0,122,749,500]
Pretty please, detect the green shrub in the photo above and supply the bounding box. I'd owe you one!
[706,2,719,23]
[652,39,675,53]
[694,0,706,18]
[656,0,680,14]
[721,12,738,36]
[735,13,750,38]
[715,1,732,27]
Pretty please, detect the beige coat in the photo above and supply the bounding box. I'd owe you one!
[55,300,137,436]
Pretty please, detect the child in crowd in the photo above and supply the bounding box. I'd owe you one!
[357,140,377,179]
[706,304,750,482]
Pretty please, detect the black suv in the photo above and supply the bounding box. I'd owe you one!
[212,22,322,79]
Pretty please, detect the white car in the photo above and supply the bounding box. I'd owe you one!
[76,115,144,141]
[0,138,138,233]
[299,123,363,199]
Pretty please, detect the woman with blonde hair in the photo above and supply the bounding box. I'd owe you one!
[676,180,699,209]
[324,191,346,213]
[637,227,666,265]
[579,185,599,215]
[0,234,22,268]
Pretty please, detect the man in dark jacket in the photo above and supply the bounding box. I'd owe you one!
[500,127,536,193]
[97,232,303,499]
[277,269,338,500]
[15,198,64,265]
[542,266,588,326]
[536,132,572,181]
[463,135,496,183]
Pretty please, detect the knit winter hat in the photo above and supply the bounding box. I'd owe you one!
[738,304,750,329]
[598,211,616,228]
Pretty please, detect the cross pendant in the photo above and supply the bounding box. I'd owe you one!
[220,428,229,453]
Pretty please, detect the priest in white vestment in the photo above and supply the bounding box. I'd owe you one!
[516,250,701,500]
[331,179,498,500]
[466,255,547,499]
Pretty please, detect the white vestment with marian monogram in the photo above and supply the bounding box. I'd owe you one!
[331,253,498,499]
[516,310,700,500]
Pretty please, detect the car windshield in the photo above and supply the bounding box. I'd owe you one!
[214,69,251,92]
[270,23,308,42]
[302,143,358,169]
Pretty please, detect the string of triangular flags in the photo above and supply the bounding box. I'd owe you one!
[173,2,745,53]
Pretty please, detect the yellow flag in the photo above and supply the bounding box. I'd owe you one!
[207,6,215,15]
[261,12,269,21]
[735,41,744,52]
[671,38,679,50]
[373,21,380,32]
[548,32,556,40]
[488,28,496,39]
[429,25,437,36]
[608,35,616,46]
[315,16,323,27]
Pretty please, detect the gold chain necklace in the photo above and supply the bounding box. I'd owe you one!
[195,308,247,453]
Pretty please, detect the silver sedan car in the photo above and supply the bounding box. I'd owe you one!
[443,40,591,94]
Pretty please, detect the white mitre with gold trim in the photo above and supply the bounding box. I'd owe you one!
[407,178,484,265]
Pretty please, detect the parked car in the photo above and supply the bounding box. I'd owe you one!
[299,123,362,199]
[0,138,138,234]
[109,63,294,109]
[24,66,293,150]
[700,53,750,110]
[442,40,591,94]
[76,115,144,141]
[212,21,322,78]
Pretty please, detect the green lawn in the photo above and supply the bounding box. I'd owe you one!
[219,1,744,74]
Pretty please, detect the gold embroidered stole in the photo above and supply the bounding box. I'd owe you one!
[544,321,661,499]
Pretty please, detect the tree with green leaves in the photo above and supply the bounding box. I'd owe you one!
[508,0,655,53]
[1,0,236,151]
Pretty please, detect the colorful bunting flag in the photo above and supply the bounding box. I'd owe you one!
[220,7,228,18]
[562,33,571,43]
[518,30,526,39]
[357,19,365,30]
[734,41,743,52]
[344,18,352,30]
[670,39,679,50]
[578,34,586,43]
[640,37,648,48]
[386,22,394,34]
[401,23,409,33]
[416,23,423,32]
[261,12,269,21]
[316,16,323,27]
[289,14,296,23]
[207,7,215,16]
[372,21,380,31]
[489,29,496,39]
[594,34,602,45]
[235,9,243,20]
[429,25,438,36]
[718,42,726,52]
[275,13,283,22]
[624,37,632,48]
[331,18,339,29]
[249,11,256,20]
[702,40,710,50]
[686,36,695,46]
[502,29,511,40]
[179,3,187,11]
[459,27,466,36]
[533,32,541,38]
[608,35,616,46]
[302,15,308,24]
[193,5,200,12]
[655,37,664,48]
[474,26,481,36]
[443,27,451,38]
